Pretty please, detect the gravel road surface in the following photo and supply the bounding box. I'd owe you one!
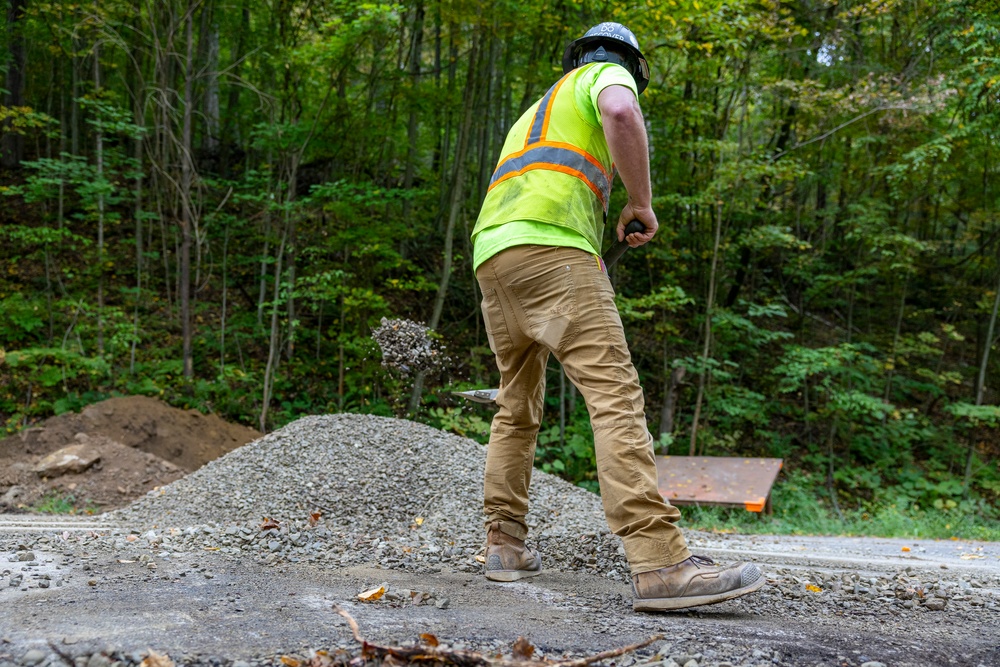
[2,414,998,667]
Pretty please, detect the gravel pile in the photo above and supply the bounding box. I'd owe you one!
[105,414,631,580]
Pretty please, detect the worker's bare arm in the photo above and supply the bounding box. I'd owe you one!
[598,84,657,247]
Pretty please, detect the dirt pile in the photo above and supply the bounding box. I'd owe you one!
[0,396,260,512]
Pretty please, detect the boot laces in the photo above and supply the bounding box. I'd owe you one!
[689,555,716,568]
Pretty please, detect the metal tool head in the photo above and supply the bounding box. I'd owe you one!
[452,389,499,404]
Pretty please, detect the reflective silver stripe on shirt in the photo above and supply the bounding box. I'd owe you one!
[527,81,559,145]
[489,145,612,206]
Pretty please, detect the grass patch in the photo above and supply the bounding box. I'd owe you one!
[675,467,1000,541]
[680,502,1000,541]
[32,491,96,515]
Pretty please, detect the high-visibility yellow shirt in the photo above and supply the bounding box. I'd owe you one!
[472,63,638,271]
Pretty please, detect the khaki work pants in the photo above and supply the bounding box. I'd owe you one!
[476,244,692,574]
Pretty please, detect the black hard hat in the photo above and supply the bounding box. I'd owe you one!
[562,22,650,94]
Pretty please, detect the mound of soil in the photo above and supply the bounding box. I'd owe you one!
[0,396,261,513]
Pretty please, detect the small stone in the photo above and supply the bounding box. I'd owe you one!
[434,597,450,609]
[21,650,46,666]
[86,654,113,667]
[17,552,36,562]
[33,443,102,477]
[923,597,946,611]
[861,662,886,667]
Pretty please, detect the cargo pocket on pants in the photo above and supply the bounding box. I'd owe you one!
[481,287,512,355]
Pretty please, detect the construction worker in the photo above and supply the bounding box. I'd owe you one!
[471,22,765,611]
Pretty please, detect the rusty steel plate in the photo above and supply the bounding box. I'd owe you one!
[654,456,783,512]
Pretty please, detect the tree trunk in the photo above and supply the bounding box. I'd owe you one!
[559,363,566,449]
[966,269,1000,493]
[659,366,686,448]
[407,29,481,414]
[1,0,27,167]
[689,203,724,455]
[94,39,106,356]
[219,224,230,377]
[180,6,196,379]
[401,1,424,227]
[129,0,146,375]
[203,10,220,153]
[285,159,299,361]
[219,0,249,176]
[259,227,288,431]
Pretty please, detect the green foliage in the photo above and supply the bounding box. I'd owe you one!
[0,105,58,137]
[617,286,692,322]
[0,293,46,343]
[1,0,999,538]
[427,407,491,443]
[534,405,599,492]
[32,490,98,515]
[2,348,111,428]
[947,403,1000,428]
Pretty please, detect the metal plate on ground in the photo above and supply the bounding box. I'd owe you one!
[654,456,783,512]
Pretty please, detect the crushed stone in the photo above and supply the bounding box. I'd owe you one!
[2,413,1000,667]
[104,414,629,578]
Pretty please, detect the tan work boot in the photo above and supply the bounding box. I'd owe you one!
[632,555,765,611]
[483,522,542,582]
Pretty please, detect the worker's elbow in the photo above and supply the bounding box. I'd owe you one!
[602,99,643,128]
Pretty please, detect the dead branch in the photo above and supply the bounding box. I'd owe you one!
[332,605,663,667]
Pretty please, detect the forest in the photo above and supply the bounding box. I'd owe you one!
[1,0,999,537]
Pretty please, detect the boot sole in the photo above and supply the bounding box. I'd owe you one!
[633,575,766,611]
[485,568,543,582]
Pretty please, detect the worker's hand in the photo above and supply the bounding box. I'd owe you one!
[617,201,658,248]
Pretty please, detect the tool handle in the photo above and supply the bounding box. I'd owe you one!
[602,219,647,268]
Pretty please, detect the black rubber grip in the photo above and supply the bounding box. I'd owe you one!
[602,219,647,268]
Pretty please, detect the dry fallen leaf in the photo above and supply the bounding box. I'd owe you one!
[512,636,535,660]
[140,650,174,667]
[308,512,322,527]
[419,633,439,647]
[280,656,301,667]
[358,585,386,602]
[901,546,911,552]
[475,555,485,563]
[260,517,280,531]
[805,584,822,593]
[960,554,985,560]
[414,517,424,526]
[126,535,138,542]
